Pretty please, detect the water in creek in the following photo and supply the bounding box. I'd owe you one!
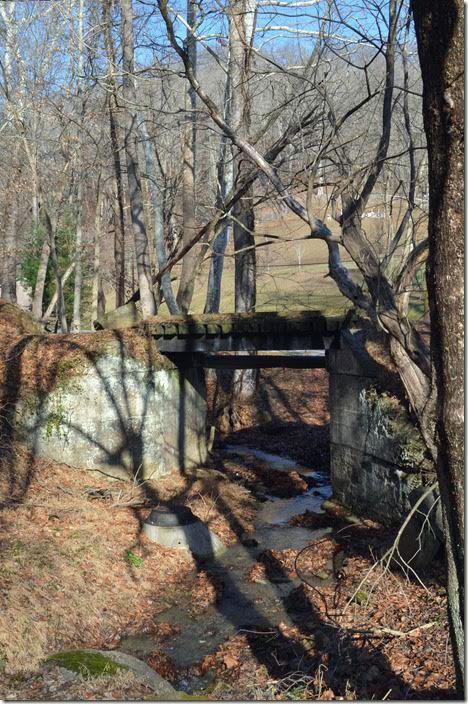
[119,445,334,689]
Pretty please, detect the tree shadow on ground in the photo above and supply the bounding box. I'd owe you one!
[0,328,454,699]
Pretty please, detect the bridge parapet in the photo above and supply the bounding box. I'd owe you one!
[142,310,347,339]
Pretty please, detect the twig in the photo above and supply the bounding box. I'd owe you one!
[343,482,438,612]
[370,621,436,638]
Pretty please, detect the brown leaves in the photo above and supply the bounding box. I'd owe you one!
[222,654,239,670]
[146,649,178,683]
[189,570,224,613]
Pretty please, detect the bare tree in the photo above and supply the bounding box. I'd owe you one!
[71,0,85,331]
[102,0,127,307]
[176,0,199,312]
[119,0,157,317]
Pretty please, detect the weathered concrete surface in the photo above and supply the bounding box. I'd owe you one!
[14,335,208,481]
[327,344,436,525]
[142,520,226,558]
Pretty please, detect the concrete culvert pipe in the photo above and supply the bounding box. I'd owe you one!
[142,505,226,559]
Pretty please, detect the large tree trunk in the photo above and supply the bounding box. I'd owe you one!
[119,0,156,318]
[71,0,85,332]
[43,262,75,321]
[43,209,68,333]
[176,0,198,313]
[411,0,464,693]
[71,182,83,331]
[92,193,106,322]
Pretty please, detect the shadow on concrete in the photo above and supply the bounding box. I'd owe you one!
[0,324,453,700]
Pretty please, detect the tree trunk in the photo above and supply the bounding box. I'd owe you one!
[92,194,105,322]
[176,0,198,313]
[32,239,50,319]
[71,0,85,332]
[2,196,18,303]
[43,209,68,333]
[411,0,464,693]
[139,120,180,314]
[43,261,75,321]
[103,0,126,307]
[119,0,156,318]
[204,69,233,314]
[71,182,83,331]
[229,0,258,400]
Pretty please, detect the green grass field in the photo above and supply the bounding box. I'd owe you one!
[103,201,428,320]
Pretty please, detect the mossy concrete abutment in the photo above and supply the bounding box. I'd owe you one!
[326,334,436,525]
[7,327,208,481]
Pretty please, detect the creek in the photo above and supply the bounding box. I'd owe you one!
[119,444,335,693]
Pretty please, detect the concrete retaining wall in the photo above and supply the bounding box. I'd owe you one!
[327,346,433,525]
[14,336,207,481]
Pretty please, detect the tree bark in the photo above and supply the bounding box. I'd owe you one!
[43,261,75,321]
[411,0,464,693]
[32,239,50,319]
[139,120,180,314]
[229,0,258,400]
[2,195,18,303]
[103,0,126,307]
[43,209,68,333]
[92,193,106,322]
[204,69,233,314]
[119,0,156,318]
[71,0,85,332]
[176,0,198,313]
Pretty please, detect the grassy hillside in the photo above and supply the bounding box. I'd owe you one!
[102,197,427,319]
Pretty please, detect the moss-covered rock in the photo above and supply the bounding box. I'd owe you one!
[47,651,126,677]
[0,299,43,336]
[46,649,179,697]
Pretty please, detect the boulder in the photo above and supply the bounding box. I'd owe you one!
[0,299,42,337]
[47,649,179,697]
[94,302,142,330]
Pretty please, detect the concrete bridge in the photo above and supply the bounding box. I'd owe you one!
[95,307,353,369]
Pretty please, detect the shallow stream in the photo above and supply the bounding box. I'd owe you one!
[119,445,335,691]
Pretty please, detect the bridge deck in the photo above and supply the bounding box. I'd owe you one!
[142,310,348,354]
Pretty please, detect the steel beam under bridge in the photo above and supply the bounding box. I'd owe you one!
[165,350,327,369]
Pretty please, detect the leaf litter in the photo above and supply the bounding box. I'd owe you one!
[0,367,456,700]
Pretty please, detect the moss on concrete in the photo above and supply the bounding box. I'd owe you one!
[1,327,175,403]
[363,385,432,473]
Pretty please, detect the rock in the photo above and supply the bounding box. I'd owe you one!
[0,299,43,336]
[240,533,258,548]
[50,649,179,698]
[94,301,142,330]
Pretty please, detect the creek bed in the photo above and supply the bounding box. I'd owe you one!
[119,445,336,692]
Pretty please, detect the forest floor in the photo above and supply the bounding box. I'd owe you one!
[0,368,456,700]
